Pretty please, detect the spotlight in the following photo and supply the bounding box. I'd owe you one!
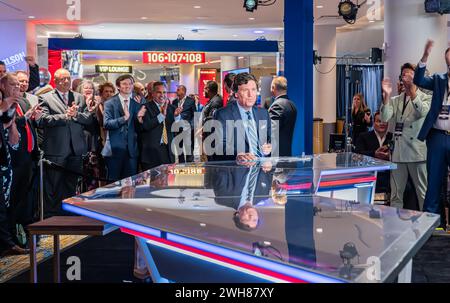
[244,0,258,12]
[338,0,359,24]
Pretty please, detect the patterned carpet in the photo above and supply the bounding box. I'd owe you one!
[0,235,87,283]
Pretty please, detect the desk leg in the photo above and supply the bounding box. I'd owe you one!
[398,260,412,283]
[29,234,37,283]
[53,235,60,283]
[136,237,169,283]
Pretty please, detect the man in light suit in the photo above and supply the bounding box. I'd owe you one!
[172,85,195,163]
[381,63,431,210]
[37,68,94,217]
[103,74,144,181]
[212,73,272,162]
[414,40,450,226]
[268,76,297,157]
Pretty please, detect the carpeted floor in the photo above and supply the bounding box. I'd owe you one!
[3,229,450,283]
[0,235,87,283]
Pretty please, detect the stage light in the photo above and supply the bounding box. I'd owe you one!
[244,0,258,12]
[338,0,359,24]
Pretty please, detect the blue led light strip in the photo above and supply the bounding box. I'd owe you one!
[166,233,344,283]
[62,204,162,238]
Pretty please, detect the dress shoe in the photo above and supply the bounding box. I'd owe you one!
[1,245,30,257]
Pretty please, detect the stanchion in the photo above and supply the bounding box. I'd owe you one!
[39,156,44,222]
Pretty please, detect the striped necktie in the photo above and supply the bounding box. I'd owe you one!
[245,111,261,157]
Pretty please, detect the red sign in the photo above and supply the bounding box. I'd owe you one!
[199,69,217,105]
[143,52,205,64]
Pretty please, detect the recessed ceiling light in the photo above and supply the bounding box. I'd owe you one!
[196,16,209,19]
[135,59,139,62]
[369,20,375,23]
[141,17,148,20]
[238,56,244,59]
[254,30,264,34]
[28,16,35,19]
[194,5,201,9]
[316,5,324,9]
[232,34,238,37]
[249,17,255,20]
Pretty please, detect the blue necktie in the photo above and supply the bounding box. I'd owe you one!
[246,111,262,157]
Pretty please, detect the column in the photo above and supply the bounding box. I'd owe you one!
[179,64,196,95]
[284,0,314,155]
[314,25,337,152]
[384,0,448,83]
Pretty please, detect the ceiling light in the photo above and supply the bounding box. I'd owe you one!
[338,0,359,24]
[28,16,35,19]
[244,0,258,12]
[193,5,201,8]
[369,20,375,23]
[316,5,324,9]
[254,30,264,34]
[141,17,148,20]
[249,17,255,20]
[232,34,238,37]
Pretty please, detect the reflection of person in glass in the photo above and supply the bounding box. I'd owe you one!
[210,163,272,231]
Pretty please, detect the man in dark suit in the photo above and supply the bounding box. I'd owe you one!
[209,163,272,231]
[36,68,94,218]
[355,111,393,193]
[103,74,144,181]
[268,76,297,157]
[414,40,450,226]
[172,85,195,163]
[212,73,272,162]
[136,81,182,170]
[201,81,223,126]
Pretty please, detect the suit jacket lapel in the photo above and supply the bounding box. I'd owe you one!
[52,91,67,113]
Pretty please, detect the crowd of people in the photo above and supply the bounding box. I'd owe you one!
[0,57,297,257]
[353,39,450,229]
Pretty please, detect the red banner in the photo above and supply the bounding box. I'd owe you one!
[143,52,205,64]
[198,69,217,105]
[48,49,63,88]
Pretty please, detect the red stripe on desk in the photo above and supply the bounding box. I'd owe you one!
[121,227,308,283]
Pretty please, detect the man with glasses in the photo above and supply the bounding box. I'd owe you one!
[37,68,93,218]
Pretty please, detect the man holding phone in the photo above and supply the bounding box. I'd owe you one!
[381,63,431,210]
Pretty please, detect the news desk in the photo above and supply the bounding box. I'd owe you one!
[63,153,439,283]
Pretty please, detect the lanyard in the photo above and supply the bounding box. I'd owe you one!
[401,94,409,117]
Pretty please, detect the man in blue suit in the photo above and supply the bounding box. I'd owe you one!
[103,74,144,181]
[414,39,450,227]
[211,73,272,162]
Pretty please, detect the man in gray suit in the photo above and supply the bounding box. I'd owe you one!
[381,63,431,210]
[268,76,297,157]
[37,68,93,217]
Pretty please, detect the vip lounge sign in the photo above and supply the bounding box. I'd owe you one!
[95,65,133,73]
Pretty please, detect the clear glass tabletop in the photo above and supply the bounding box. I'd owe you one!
[63,154,434,283]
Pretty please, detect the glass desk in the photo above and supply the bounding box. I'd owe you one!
[62,153,438,283]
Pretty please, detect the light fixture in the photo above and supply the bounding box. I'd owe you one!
[28,16,36,19]
[254,30,264,34]
[249,17,255,20]
[232,34,238,37]
[316,5,324,9]
[193,5,201,8]
[338,0,359,24]
[141,17,148,20]
[244,0,258,12]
